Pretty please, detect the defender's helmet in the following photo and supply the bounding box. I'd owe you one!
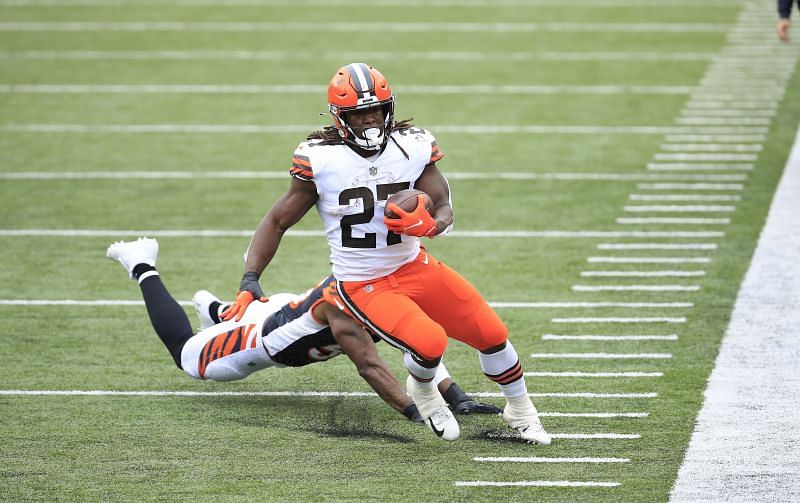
[327,63,395,151]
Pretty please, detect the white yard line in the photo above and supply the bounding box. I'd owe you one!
[684,102,777,109]
[0,83,699,95]
[646,163,753,171]
[580,271,706,277]
[597,243,717,249]
[675,117,772,126]
[659,144,762,151]
[473,457,631,463]
[663,135,765,142]
[0,229,726,238]
[539,412,649,417]
[0,50,718,62]
[553,315,688,321]
[628,194,741,201]
[542,334,678,341]
[636,183,743,190]
[670,122,800,503]
[654,153,758,161]
[524,371,663,377]
[551,433,640,439]
[587,257,711,263]
[572,285,699,292]
[680,110,775,118]
[0,21,732,33]
[0,171,749,182]
[0,124,769,135]
[615,217,730,224]
[530,353,672,359]
[455,481,621,488]
[622,205,735,212]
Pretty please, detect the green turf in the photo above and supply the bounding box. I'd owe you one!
[1,1,798,501]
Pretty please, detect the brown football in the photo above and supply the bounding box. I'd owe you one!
[384,189,434,219]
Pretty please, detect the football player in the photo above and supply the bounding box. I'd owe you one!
[224,63,551,444]
[106,237,501,423]
[777,0,799,41]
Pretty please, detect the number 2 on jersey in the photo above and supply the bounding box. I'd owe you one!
[339,182,410,248]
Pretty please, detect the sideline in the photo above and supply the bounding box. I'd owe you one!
[670,125,800,501]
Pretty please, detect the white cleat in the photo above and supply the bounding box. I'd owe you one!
[406,376,460,441]
[425,404,461,441]
[106,237,159,279]
[503,408,552,445]
[192,290,223,330]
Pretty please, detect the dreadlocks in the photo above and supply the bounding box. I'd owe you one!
[307,118,416,145]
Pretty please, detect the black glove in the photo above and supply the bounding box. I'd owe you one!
[403,403,424,423]
[452,400,503,415]
[443,382,503,416]
[239,271,266,298]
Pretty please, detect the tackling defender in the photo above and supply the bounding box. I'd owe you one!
[106,237,501,425]
[224,63,551,443]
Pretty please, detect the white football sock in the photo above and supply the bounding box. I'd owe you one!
[479,340,527,397]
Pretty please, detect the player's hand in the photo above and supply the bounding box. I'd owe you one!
[777,18,791,41]
[383,195,437,237]
[403,403,424,423]
[451,400,503,416]
[220,272,267,322]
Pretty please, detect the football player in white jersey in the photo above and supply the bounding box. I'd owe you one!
[106,237,501,423]
[225,63,550,444]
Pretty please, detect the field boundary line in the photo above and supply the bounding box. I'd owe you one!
[670,118,800,502]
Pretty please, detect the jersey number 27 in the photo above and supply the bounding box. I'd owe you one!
[339,182,409,248]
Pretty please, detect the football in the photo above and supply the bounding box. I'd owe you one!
[384,189,434,219]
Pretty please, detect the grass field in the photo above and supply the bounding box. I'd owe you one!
[1,0,799,501]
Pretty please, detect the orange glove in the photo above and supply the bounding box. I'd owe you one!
[383,195,438,237]
[220,291,268,322]
[220,272,268,322]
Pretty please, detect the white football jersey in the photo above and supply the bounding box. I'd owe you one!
[291,128,446,281]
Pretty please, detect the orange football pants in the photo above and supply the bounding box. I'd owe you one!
[328,250,508,362]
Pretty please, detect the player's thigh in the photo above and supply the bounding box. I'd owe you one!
[416,260,508,350]
[339,283,448,361]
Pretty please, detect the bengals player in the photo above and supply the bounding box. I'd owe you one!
[106,238,500,422]
[226,63,550,444]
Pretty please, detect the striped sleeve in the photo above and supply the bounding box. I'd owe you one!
[429,135,444,164]
[290,151,314,181]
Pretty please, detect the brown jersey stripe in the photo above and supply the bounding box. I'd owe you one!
[292,155,311,167]
[290,166,313,180]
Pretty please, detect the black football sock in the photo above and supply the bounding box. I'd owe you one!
[137,270,193,369]
[208,301,223,324]
[132,263,156,281]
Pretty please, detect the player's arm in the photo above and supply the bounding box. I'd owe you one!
[414,162,454,236]
[223,178,318,321]
[317,302,417,418]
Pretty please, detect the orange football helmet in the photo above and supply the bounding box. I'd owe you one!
[327,63,395,151]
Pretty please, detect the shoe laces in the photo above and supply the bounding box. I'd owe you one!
[429,405,453,426]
